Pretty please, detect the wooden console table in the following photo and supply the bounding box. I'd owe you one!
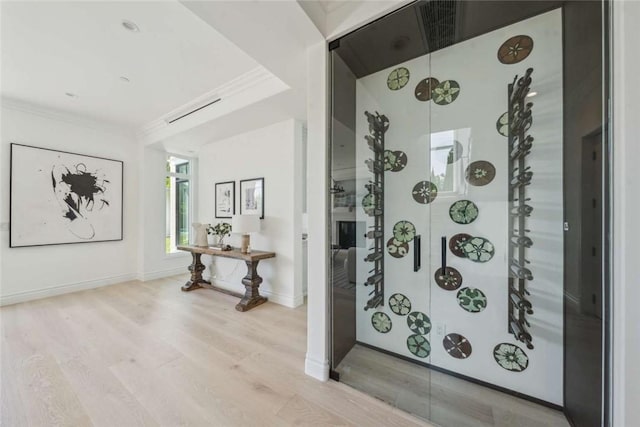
[177,245,276,312]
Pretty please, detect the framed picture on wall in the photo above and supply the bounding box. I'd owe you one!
[215,181,235,218]
[239,177,264,219]
[9,143,123,247]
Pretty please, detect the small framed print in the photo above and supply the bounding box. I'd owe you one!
[239,177,264,219]
[215,181,235,218]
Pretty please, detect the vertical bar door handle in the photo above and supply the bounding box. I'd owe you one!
[414,235,421,272]
[441,236,447,272]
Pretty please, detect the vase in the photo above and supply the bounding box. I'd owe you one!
[217,235,225,246]
[192,223,209,247]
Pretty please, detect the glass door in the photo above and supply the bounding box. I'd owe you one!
[329,2,607,426]
[329,7,434,417]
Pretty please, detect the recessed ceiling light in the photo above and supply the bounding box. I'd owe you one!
[527,91,538,97]
[65,92,78,98]
[119,76,130,83]
[121,20,140,32]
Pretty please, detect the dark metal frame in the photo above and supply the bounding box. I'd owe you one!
[507,68,535,350]
[214,180,236,219]
[239,177,264,219]
[362,111,388,311]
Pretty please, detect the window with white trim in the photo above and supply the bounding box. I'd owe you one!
[166,155,191,253]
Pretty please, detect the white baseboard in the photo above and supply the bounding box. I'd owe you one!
[0,273,137,307]
[305,355,330,381]
[206,275,304,308]
[139,267,189,282]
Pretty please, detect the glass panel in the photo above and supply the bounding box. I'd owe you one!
[329,2,607,426]
[329,4,433,417]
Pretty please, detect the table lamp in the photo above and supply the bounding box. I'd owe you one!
[232,214,261,253]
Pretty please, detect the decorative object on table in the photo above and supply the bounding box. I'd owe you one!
[449,200,479,224]
[389,293,412,315]
[215,181,235,218]
[457,287,488,313]
[434,266,463,291]
[192,223,209,247]
[414,77,440,101]
[232,214,260,254]
[443,333,472,359]
[497,35,534,64]
[412,180,438,204]
[432,80,461,105]
[493,343,529,371]
[387,237,409,259]
[387,67,410,90]
[239,177,264,219]
[449,233,472,257]
[407,311,431,335]
[371,312,392,333]
[465,160,496,186]
[9,144,123,247]
[462,236,495,262]
[207,222,232,247]
[407,334,431,358]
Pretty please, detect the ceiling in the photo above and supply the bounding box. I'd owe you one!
[0,1,261,128]
[335,0,562,78]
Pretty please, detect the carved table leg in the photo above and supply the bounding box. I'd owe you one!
[182,252,211,291]
[236,260,268,312]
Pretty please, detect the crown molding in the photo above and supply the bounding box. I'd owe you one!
[137,65,288,143]
[1,96,137,138]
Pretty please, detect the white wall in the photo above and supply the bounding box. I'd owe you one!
[0,102,139,305]
[613,1,640,425]
[197,119,304,308]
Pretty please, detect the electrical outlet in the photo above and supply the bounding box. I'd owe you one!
[0,222,8,231]
[435,322,446,337]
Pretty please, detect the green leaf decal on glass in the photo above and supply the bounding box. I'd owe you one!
[393,221,416,243]
[462,237,495,263]
[432,80,460,105]
[387,67,410,90]
[449,200,479,224]
[371,312,392,333]
[407,311,432,335]
[457,287,488,313]
[407,334,431,358]
[494,343,529,371]
[389,293,412,316]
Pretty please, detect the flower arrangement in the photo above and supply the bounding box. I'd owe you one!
[207,222,232,245]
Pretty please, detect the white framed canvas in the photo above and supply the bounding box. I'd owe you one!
[215,181,235,218]
[239,177,264,219]
[10,144,124,247]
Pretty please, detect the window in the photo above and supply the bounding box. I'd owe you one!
[430,128,470,195]
[166,155,191,253]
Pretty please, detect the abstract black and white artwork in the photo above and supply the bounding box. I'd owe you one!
[10,144,123,247]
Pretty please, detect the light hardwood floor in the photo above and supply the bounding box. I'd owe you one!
[1,276,430,427]
[337,345,571,427]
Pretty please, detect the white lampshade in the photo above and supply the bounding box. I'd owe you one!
[232,214,260,234]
